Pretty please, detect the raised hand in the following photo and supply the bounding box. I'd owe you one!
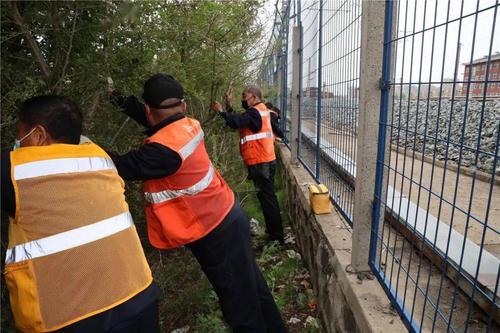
[223,89,233,108]
[211,101,224,113]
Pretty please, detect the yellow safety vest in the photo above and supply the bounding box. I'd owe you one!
[4,141,153,332]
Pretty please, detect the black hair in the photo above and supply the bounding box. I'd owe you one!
[265,102,281,115]
[18,95,83,144]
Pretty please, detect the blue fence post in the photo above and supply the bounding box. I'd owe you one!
[280,0,288,123]
[351,0,389,273]
[363,0,422,331]
[369,0,394,269]
[282,30,287,136]
[315,0,323,181]
[280,9,289,126]
[297,0,302,163]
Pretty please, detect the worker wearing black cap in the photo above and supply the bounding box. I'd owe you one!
[109,74,287,333]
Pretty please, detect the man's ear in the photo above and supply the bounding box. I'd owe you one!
[144,104,155,126]
[33,125,50,146]
[180,101,187,113]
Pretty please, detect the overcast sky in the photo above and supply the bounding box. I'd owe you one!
[394,0,499,83]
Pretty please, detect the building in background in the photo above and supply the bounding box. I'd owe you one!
[302,87,334,98]
[461,52,500,98]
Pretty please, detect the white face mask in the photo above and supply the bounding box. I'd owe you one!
[13,127,36,150]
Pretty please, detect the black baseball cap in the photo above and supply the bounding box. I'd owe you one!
[142,74,184,109]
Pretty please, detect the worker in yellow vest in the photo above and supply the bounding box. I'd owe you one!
[212,86,285,245]
[0,95,159,333]
[109,74,286,332]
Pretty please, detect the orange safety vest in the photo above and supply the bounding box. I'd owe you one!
[143,117,235,249]
[239,103,276,166]
[5,141,152,333]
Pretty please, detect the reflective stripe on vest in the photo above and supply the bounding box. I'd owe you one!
[14,156,115,180]
[5,212,133,264]
[240,131,274,144]
[179,129,204,159]
[144,163,215,204]
[239,103,276,166]
[143,116,235,249]
[7,143,152,332]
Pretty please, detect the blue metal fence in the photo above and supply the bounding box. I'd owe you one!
[259,0,499,331]
[297,0,361,222]
[371,0,500,332]
[259,0,359,222]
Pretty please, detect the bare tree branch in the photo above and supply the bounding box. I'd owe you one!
[85,91,103,131]
[201,113,219,127]
[54,11,78,94]
[8,0,52,84]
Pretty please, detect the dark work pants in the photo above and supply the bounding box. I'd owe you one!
[106,301,160,333]
[248,161,284,243]
[187,203,287,333]
[57,299,160,333]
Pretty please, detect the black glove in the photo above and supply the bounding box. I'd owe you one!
[109,90,127,108]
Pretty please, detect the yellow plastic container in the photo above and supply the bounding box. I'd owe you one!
[308,184,331,215]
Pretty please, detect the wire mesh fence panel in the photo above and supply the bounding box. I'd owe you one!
[314,0,362,222]
[284,0,296,145]
[371,0,500,332]
[259,1,284,128]
[259,0,499,330]
[298,0,321,179]
[280,0,290,145]
[260,0,294,146]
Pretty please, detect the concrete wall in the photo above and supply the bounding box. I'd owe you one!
[277,144,407,333]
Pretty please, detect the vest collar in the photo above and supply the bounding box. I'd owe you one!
[145,113,185,137]
[251,102,265,109]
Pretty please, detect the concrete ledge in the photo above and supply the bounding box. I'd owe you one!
[277,144,407,333]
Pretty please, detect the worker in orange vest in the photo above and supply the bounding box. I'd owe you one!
[212,86,285,244]
[0,95,159,333]
[109,74,286,332]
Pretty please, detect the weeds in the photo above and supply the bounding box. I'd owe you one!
[1,164,322,333]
